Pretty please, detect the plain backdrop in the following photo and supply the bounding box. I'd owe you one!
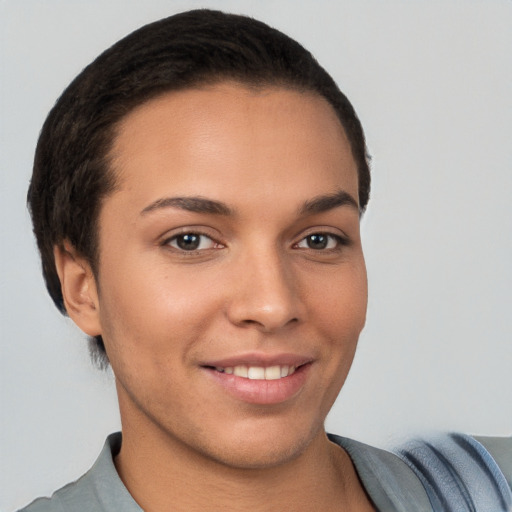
[1,1,511,510]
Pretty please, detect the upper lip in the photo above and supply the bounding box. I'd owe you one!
[200,352,314,368]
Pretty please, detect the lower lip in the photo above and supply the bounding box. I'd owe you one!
[204,364,311,405]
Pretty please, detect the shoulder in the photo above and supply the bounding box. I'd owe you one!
[17,433,141,512]
[329,433,432,511]
[329,433,512,512]
[17,471,97,512]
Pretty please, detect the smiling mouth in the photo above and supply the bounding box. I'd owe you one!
[209,365,297,380]
[202,360,312,404]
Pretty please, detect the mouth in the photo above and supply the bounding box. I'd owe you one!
[201,357,313,405]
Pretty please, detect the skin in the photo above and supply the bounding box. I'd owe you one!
[56,83,372,511]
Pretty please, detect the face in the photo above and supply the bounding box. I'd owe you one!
[92,83,367,468]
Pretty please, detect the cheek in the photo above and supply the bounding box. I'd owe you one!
[96,260,222,360]
[317,267,367,397]
[313,261,368,336]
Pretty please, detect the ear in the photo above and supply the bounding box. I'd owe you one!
[54,241,102,336]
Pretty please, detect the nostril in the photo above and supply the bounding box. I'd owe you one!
[239,316,299,330]
[225,271,303,332]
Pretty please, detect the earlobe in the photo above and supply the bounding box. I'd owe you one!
[53,241,102,336]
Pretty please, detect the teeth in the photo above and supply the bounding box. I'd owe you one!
[265,366,281,380]
[218,365,297,380]
[247,367,265,380]
[233,365,248,378]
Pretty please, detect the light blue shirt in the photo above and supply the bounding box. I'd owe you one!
[18,432,512,512]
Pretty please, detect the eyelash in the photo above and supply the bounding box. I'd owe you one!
[162,230,348,254]
[294,232,349,251]
[163,232,222,252]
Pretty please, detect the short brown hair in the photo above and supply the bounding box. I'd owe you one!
[28,9,371,366]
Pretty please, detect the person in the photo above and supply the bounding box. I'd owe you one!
[17,9,511,512]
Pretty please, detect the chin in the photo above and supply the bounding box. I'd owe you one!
[207,439,310,471]
[190,417,324,471]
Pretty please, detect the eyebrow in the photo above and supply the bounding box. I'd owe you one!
[299,190,359,215]
[140,189,358,218]
[141,196,233,216]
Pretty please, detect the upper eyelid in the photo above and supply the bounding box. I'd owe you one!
[167,232,218,249]
[295,232,347,247]
[158,226,350,247]
[160,226,221,243]
[293,226,350,242]
[161,232,225,255]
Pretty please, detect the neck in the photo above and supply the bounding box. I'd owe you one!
[115,421,372,512]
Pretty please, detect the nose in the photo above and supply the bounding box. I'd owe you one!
[226,248,303,332]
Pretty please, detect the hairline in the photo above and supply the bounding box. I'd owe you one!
[88,78,361,277]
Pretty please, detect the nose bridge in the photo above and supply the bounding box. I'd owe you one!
[228,241,301,331]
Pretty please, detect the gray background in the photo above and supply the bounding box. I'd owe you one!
[1,1,511,510]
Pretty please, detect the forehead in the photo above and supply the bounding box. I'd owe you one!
[107,82,358,210]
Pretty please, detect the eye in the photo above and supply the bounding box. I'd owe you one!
[296,233,344,250]
[166,233,218,251]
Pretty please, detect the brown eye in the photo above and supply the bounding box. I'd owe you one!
[306,234,328,249]
[167,233,216,251]
[296,233,343,250]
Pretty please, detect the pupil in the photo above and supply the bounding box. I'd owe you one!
[308,234,328,249]
[177,234,200,250]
